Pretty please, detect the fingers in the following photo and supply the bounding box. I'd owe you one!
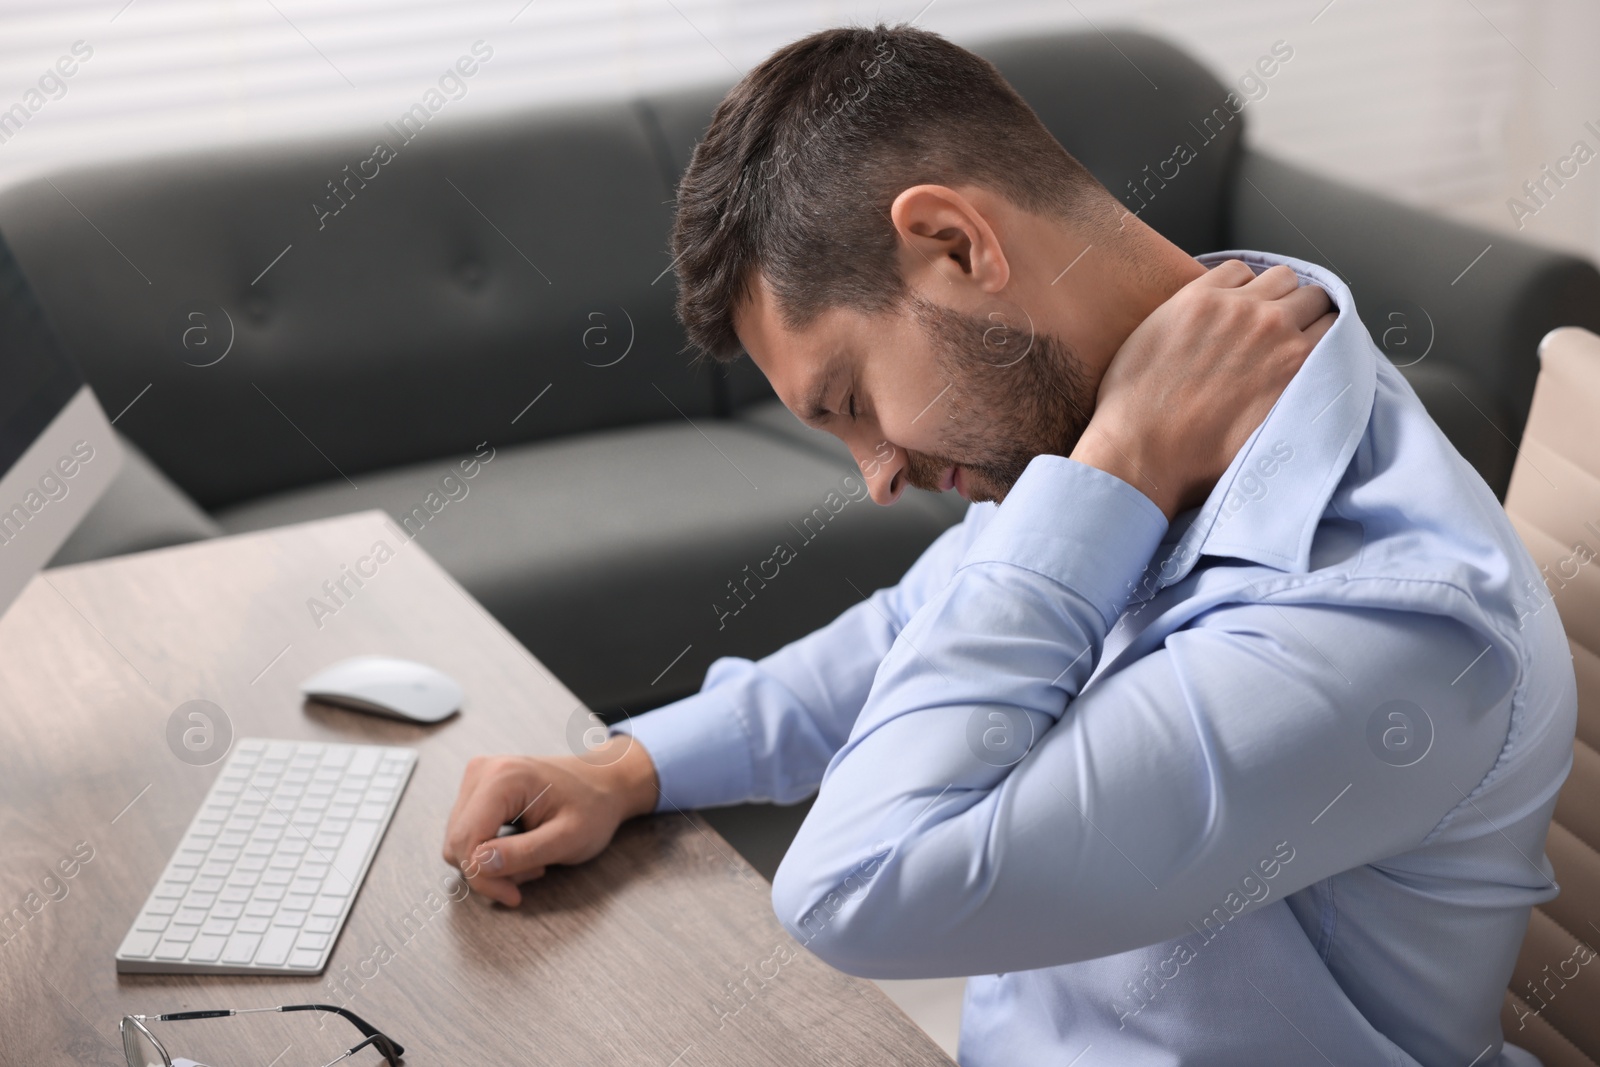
[473,819,571,883]
[1202,261,1322,310]
[442,758,553,886]
[443,757,486,860]
[1303,309,1338,348]
[1277,283,1333,331]
[465,870,525,908]
[1197,257,1258,288]
[1241,263,1304,300]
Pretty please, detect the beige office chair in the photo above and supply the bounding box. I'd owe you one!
[1497,326,1600,1065]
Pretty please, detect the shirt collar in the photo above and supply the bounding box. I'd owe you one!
[1142,250,1377,590]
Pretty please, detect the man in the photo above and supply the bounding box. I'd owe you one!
[444,24,1575,1067]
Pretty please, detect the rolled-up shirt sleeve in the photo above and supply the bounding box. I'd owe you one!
[769,454,1518,979]
[610,498,994,812]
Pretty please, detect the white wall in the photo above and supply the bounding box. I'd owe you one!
[0,0,1595,263]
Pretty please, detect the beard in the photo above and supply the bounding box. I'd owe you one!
[900,296,1097,504]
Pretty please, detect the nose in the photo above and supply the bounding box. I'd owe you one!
[854,440,907,506]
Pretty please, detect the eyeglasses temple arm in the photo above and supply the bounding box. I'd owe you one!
[281,1004,404,1059]
[149,1005,403,1061]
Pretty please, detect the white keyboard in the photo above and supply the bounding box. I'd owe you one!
[116,738,415,975]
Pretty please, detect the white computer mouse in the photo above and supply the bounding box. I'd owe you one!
[300,655,463,723]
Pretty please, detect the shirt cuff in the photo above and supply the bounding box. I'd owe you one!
[960,454,1169,627]
[608,660,758,813]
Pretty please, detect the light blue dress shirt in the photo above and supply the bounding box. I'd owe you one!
[612,250,1577,1066]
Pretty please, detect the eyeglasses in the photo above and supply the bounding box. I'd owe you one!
[120,1004,404,1067]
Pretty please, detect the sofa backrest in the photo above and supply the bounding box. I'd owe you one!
[0,100,703,508]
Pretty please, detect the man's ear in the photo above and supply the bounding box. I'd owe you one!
[888,184,1010,294]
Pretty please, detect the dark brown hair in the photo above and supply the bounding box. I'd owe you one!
[671,23,1119,362]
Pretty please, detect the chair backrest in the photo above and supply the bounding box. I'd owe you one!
[1498,325,1600,1064]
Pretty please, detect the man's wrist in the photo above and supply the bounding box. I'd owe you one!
[589,734,660,819]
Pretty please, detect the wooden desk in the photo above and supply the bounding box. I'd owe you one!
[0,511,953,1067]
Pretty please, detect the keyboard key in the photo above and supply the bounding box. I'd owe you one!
[153,881,187,900]
[306,916,337,934]
[219,887,251,904]
[164,924,198,944]
[349,749,379,776]
[331,823,378,889]
[194,877,225,893]
[244,901,277,918]
[188,936,226,963]
[153,939,189,960]
[120,931,160,958]
[221,933,261,964]
[146,898,179,916]
[212,903,244,920]
[201,918,235,937]
[295,932,330,951]
[135,914,170,933]
[289,949,323,969]
[175,908,207,926]
[311,896,344,917]
[238,917,270,934]
[273,911,307,928]
[256,927,297,966]
[182,892,216,909]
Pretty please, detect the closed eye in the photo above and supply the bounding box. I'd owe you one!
[847,393,857,419]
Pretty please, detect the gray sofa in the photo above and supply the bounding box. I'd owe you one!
[12,28,1600,750]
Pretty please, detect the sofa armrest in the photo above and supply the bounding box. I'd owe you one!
[1227,149,1600,498]
[49,432,222,566]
